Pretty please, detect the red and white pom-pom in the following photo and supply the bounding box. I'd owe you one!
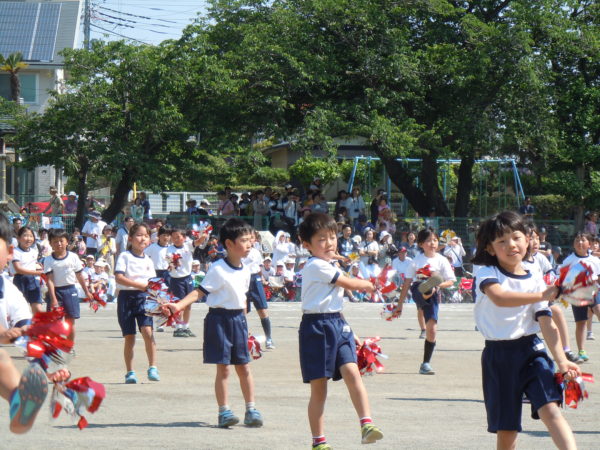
[415,264,433,279]
[555,262,598,306]
[544,271,557,286]
[369,265,398,303]
[84,291,107,312]
[356,337,388,376]
[380,304,398,321]
[51,376,106,430]
[555,372,594,409]
[144,278,183,328]
[248,335,264,360]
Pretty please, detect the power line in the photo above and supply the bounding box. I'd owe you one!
[90,23,149,44]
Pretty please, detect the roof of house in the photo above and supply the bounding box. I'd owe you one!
[0,1,81,64]
[0,115,16,134]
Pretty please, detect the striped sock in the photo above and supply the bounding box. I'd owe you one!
[360,417,373,426]
[312,436,326,447]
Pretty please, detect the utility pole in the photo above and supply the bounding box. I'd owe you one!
[83,0,91,50]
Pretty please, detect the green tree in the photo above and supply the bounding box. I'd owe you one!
[0,52,28,102]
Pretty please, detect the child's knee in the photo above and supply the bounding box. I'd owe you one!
[538,401,562,423]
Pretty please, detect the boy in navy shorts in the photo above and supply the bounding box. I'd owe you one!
[165,218,263,429]
[44,229,93,345]
[298,213,383,449]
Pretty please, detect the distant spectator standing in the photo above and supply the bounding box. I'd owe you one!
[130,197,145,223]
[81,211,107,257]
[138,192,152,220]
[370,189,385,224]
[347,187,366,226]
[252,190,270,229]
[42,186,64,228]
[518,196,535,218]
[116,217,135,259]
[64,192,78,214]
[217,191,236,216]
[584,211,598,237]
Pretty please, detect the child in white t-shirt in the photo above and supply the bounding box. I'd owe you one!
[164,218,263,429]
[471,211,580,449]
[298,212,382,448]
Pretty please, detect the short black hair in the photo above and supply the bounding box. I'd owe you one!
[0,215,12,243]
[416,228,437,246]
[298,212,337,243]
[17,226,35,238]
[170,228,185,236]
[219,218,253,246]
[471,211,529,266]
[158,226,171,237]
[48,228,70,242]
[342,223,352,231]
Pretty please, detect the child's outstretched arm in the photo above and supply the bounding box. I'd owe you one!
[482,283,558,307]
[335,275,375,294]
[392,277,413,316]
[538,315,581,379]
[163,288,205,315]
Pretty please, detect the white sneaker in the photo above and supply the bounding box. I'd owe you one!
[156,326,165,332]
[587,331,595,341]
[266,339,275,349]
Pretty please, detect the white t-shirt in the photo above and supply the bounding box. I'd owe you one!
[115,226,129,255]
[360,240,379,266]
[443,244,465,268]
[242,247,263,275]
[406,253,456,282]
[199,258,251,309]
[474,265,550,340]
[0,275,32,329]
[301,257,344,313]
[43,252,84,287]
[261,266,275,280]
[115,251,156,290]
[145,243,170,271]
[167,241,195,278]
[82,219,107,249]
[13,245,39,272]
[560,253,600,279]
[523,252,553,276]
[391,256,413,284]
[90,271,109,284]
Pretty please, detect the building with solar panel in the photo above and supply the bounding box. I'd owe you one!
[0,0,81,203]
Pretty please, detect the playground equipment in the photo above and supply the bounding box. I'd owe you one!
[345,156,526,216]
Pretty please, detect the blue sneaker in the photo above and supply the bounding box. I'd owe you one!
[419,362,435,375]
[244,408,263,427]
[147,367,160,381]
[125,371,138,384]
[218,409,239,428]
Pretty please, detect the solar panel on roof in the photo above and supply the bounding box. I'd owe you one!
[0,2,62,62]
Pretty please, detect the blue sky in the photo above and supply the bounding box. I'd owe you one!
[88,0,208,45]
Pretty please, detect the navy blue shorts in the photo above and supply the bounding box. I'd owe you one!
[482,334,561,433]
[203,308,250,365]
[13,274,42,304]
[155,269,170,284]
[246,273,268,313]
[572,301,598,322]
[299,313,357,383]
[117,290,153,336]
[169,275,193,300]
[47,285,80,319]
[410,282,440,322]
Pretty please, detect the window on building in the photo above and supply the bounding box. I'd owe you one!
[0,73,37,103]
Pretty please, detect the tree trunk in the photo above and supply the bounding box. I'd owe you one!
[75,165,89,230]
[9,73,20,103]
[420,154,451,217]
[454,155,475,217]
[372,144,450,216]
[102,167,135,223]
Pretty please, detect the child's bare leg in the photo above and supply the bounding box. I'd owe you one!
[183,304,192,325]
[586,309,593,335]
[30,303,44,314]
[550,305,571,350]
[66,317,75,343]
[340,362,370,418]
[574,321,586,352]
[215,364,230,406]
[235,363,255,403]
[0,349,20,401]
[417,309,425,331]
[123,335,136,371]
[497,430,518,450]
[139,326,156,367]
[308,378,327,437]
[537,402,577,450]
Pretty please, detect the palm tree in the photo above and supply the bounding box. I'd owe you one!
[0,52,29,102]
